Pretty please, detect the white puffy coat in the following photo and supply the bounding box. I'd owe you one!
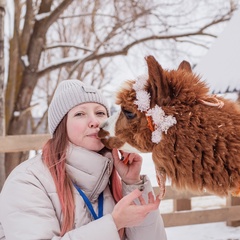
[0,144,167,240]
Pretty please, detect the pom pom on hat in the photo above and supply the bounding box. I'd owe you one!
[48,79,110,135]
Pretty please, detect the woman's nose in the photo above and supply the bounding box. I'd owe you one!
[89,117,100,128]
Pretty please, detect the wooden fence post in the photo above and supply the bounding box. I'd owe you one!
[226,194,240,227]
[173,198,191,211]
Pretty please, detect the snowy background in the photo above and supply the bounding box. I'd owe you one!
[4,1,240,239]
[194,8,240,94]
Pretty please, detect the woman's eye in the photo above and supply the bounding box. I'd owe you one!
[96,111,107,116]
[75,112,84,117]
[122,109,136,120]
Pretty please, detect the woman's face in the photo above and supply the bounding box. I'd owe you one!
[67,102,108,151]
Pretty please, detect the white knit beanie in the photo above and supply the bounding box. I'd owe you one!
[48,79,110,135]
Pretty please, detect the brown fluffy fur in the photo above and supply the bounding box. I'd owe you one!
[99,55,240,196]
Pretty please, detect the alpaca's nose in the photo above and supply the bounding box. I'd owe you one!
[100,120,108,129]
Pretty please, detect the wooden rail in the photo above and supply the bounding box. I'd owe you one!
[163,205,240,227]
[153,186,240,227]
[0,134,50,152]
[1,134,240,228]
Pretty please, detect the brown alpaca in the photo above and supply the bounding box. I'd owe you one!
[99,55,240,199]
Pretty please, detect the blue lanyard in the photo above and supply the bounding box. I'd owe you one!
[73,183,104,220]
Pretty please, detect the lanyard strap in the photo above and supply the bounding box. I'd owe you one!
[73,183,103,220]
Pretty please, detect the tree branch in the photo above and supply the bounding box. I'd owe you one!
[37,27,217,78]
[21,0,33,55]
[39,0,74,30]
[36,3,237,80]
[44,42,94,52]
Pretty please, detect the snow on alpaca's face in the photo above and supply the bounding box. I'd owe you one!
[98,80,155,153]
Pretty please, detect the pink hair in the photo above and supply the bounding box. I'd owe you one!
[42,116,74,236]
[111,167,123,202]
[42,116,123,237]
[110,167,125,238]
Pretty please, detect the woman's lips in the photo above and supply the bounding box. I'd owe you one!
[87,133,99,138]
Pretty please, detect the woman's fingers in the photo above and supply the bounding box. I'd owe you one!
[119,150,130,164]
[112,148,120,161]
[124,189,160,210]
[112,190,161,229]
[138,195,146,205]
[122,189,142,205]
[148,191,154,204]
[138,192,161,211]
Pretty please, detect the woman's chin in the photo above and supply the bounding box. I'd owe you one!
[87,142,105,152]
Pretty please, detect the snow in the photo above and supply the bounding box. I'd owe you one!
[140,153,240,240]
[166,222,240,240]
[21,55,29,67]
[194,8,240,94]
[35,12,51,21]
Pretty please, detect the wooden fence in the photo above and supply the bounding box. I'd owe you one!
[154,186,240,227]
[1,134,240,228]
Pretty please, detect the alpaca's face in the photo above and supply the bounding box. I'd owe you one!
[98,57,208,155]
[98,81,155,153]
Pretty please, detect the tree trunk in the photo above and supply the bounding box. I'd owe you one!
[0,0,5,190]
[4,0,74,176]
[5,71,38,176]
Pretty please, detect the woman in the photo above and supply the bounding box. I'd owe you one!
[0,79,167,239]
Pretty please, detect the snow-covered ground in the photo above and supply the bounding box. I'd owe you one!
[140,153,240,240]
[166,222,240,240]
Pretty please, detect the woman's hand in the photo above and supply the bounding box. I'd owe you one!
[112,188,161,230]
[112,148,142,185]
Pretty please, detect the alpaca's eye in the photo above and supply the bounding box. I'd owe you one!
[122,109,136,120]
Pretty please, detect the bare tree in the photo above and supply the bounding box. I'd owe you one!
[5,0,74,176]
[0,0,5,189]
[4,0,239,177]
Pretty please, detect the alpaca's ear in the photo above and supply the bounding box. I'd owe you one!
[178,60,192,73]
[145,55,171,107]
